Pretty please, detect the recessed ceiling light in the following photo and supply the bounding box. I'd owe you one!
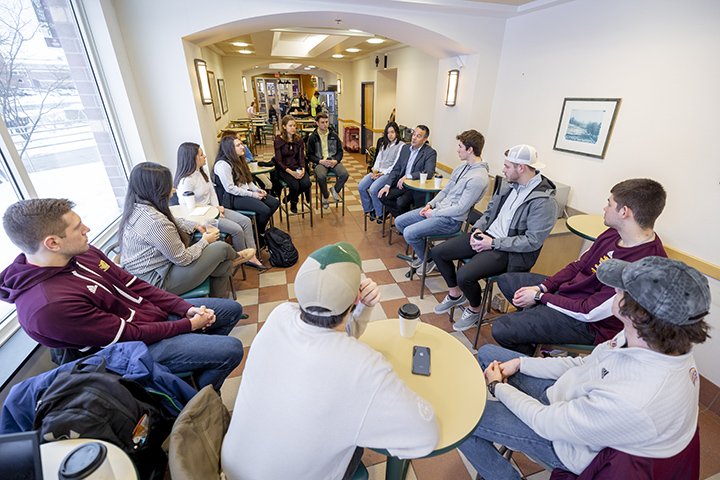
[345,48,360,53]
[232,42,250,47]
[238,49,254,54]
[348,29,363,33]
[366,38,385,44]
[303,67,311,70]
[332,54,344,58]
[308,65,316,69]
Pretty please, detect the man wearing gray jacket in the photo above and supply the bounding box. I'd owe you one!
[395,130,489,272]
[432,144,558,331]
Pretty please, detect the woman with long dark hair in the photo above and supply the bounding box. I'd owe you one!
[214,136,280,242]
[175,142,266,269]
[274,115,311,213]
[119,162,254,297]
[358,121,404,222]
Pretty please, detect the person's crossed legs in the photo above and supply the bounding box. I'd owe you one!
[147,297,244,390]
[458,344,567,480]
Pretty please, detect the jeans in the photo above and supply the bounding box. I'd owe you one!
[394,208,461,261]
[492,273,596,355]
[219,209,255,250]
[147,297,244,390]
[315,163,349,198]
[358,173,392,216]
[458,345,566,480]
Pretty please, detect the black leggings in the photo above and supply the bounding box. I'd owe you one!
[431,233,509,307]
[227,195,280,235]
[277,170,311,205]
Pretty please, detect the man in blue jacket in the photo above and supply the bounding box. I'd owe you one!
[378,124,437,217]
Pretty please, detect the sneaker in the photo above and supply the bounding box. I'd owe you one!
[406,257,423,269]
[418,260,436,275]
[453,307,481,332]
[290,203,298,214]
[434,293,467,314]
[322,197,329,209]
[331,188,341,203]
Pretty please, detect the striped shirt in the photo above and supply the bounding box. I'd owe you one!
[121,204,206,286]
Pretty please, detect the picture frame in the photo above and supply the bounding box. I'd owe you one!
[207,70,221,121]
[217,78,228,114]
[553,98,621,159]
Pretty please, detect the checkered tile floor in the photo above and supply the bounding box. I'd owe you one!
[220,147,553,479]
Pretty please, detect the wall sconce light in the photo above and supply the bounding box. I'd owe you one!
[445,69,459,107]
[194,59,212,105]
[337,78,342,94]
[242,76,248,93]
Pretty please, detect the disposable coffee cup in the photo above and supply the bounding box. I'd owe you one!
[419,172,428,184]
[434,175,443,189]
[59,442,116,480]
[182,191,196,210]
[398,303,421,338]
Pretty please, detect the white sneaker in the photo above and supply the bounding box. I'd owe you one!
[453,307,481,332]
[434,293,467,314]
[406,257,423,269]
[419,260,436,275]
[321,197,329,209]
[331,188,341,203]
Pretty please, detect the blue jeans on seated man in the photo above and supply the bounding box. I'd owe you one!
[458,344,567,480]
[358,173,392,217]
[147,297,244,391]
[394,208,461,261]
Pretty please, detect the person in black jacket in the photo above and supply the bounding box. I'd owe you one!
[306,113,348,209]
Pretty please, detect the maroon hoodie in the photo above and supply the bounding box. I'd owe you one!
[0,246,193,350]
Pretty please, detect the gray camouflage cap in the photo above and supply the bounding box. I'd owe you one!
[596,256,710,326]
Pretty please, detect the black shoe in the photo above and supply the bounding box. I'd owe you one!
[367,212,376,222]
[246,261,270,271]
[290,203,298,214]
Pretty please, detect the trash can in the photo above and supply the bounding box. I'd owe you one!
[343,126,360,153]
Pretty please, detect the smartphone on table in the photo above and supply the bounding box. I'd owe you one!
[412,345,431,376]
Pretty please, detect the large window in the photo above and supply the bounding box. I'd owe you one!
[0,0,128,329]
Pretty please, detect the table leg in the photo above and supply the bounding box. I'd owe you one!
[385,457,410,480]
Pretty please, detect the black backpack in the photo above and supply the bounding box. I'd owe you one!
[264,227,298,267]
[33,357,173,478]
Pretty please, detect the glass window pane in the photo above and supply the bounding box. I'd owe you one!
[0,0,127,233]
[0,152,22,321]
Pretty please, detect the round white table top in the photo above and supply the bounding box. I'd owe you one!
[169,204,219,224]
[566,214,605,241]
[41,439,138,480]
[359,319,486,451]
[403,177,449,193]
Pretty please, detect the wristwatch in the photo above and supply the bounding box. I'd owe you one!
[487,380,500,396]
[534,290,543,302]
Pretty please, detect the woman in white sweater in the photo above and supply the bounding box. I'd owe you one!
[358,121,404,222]
[213,135,279,242]
[120,162,254,297]
[175,142,265,269]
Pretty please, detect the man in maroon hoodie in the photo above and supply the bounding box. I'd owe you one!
[0,198,244,390]
[491,178,667,355]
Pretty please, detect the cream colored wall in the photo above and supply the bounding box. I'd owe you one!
[488,0,720,384]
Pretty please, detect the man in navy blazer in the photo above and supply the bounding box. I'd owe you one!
[378,125,437,216]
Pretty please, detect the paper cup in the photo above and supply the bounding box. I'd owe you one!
[183,195,196,210]
[399,317,420,338]
[419,172,428,184]
[434,176,442,189]
[59,442,116,480]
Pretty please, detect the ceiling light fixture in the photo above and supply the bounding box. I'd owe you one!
[367,38,385,44]
[337,78,342,94]
[232,42,250,47]
[238,49,253,54]
[348,29,363,33]
[308,65,316,69]
[345,48,360,53]
[445,69,459,107]
[242,76,248,93]
[332,54,344,59]
[304,67,311,70]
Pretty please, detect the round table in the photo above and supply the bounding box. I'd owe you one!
[566,214,605,241]
[403,177,450,204]
[41,439,138,480]
[248,162,275,176]
[169,204,219,224]
[359,319,486,479]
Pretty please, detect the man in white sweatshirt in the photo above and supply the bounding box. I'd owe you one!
[221,242,438,480]
[459,256,710,479]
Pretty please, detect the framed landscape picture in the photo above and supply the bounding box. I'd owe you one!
[208,70,221,120]
[553,98,621,159]
[218,78,228,114]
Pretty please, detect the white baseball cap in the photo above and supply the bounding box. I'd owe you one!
[505,144,545,171]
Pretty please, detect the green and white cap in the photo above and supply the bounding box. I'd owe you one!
[295,242,362,316]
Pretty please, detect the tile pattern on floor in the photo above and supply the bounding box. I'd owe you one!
[223,148,720,479]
